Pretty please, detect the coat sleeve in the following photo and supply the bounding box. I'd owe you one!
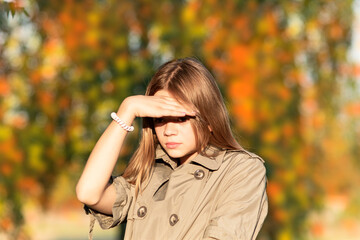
[203,156,268,240]
[84,175,133,230]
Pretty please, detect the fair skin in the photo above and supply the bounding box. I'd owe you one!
[153,90,198,165]
[76,90,196,215]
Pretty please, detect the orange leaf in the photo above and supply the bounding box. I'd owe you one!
[0,163,13,176]
[0,77,10,96]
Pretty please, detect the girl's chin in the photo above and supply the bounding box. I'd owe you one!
[166,151,198,163]
[165,150,185,158]
[166,151,185,159]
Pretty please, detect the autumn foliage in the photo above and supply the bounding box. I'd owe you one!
[1,0,359,239]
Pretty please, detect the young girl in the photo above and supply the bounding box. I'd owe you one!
[76,57,268,240]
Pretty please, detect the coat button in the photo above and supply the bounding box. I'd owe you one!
[137,206,147,218]
[194,169,205,180]
[169,214,179,226]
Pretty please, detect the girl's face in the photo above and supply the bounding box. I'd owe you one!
[153,90,198,165]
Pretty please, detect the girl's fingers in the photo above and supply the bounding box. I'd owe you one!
[159,105,195,117]
[132,95,197,118]
[157,97,197,116]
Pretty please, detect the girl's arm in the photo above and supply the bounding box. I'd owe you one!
[76,95,195,215]
[76,97,135,214]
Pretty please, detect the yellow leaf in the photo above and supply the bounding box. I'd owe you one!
[29,144,45,172]
[0,126,12,141]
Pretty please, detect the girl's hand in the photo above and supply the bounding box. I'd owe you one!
[119,95,197,119]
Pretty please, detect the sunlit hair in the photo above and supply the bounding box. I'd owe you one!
[122,57,242,196]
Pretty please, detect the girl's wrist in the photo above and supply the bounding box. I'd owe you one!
[116,97,136,125]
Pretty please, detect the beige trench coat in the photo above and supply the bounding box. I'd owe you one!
[86,146,268,240]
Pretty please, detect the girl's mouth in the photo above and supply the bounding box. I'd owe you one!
[165,142,181,149]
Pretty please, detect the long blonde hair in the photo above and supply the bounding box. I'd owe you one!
[122,57,242,195]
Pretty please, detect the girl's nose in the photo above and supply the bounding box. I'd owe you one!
[164,122,178,136]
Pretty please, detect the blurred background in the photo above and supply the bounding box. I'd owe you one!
[0,0,359,239]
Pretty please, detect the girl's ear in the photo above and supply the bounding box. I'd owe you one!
[208,125,213,132]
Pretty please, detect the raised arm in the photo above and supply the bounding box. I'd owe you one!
[76,95,195,214]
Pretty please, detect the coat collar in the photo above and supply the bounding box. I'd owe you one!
[155,145,178,169]
[155,144,226,171]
